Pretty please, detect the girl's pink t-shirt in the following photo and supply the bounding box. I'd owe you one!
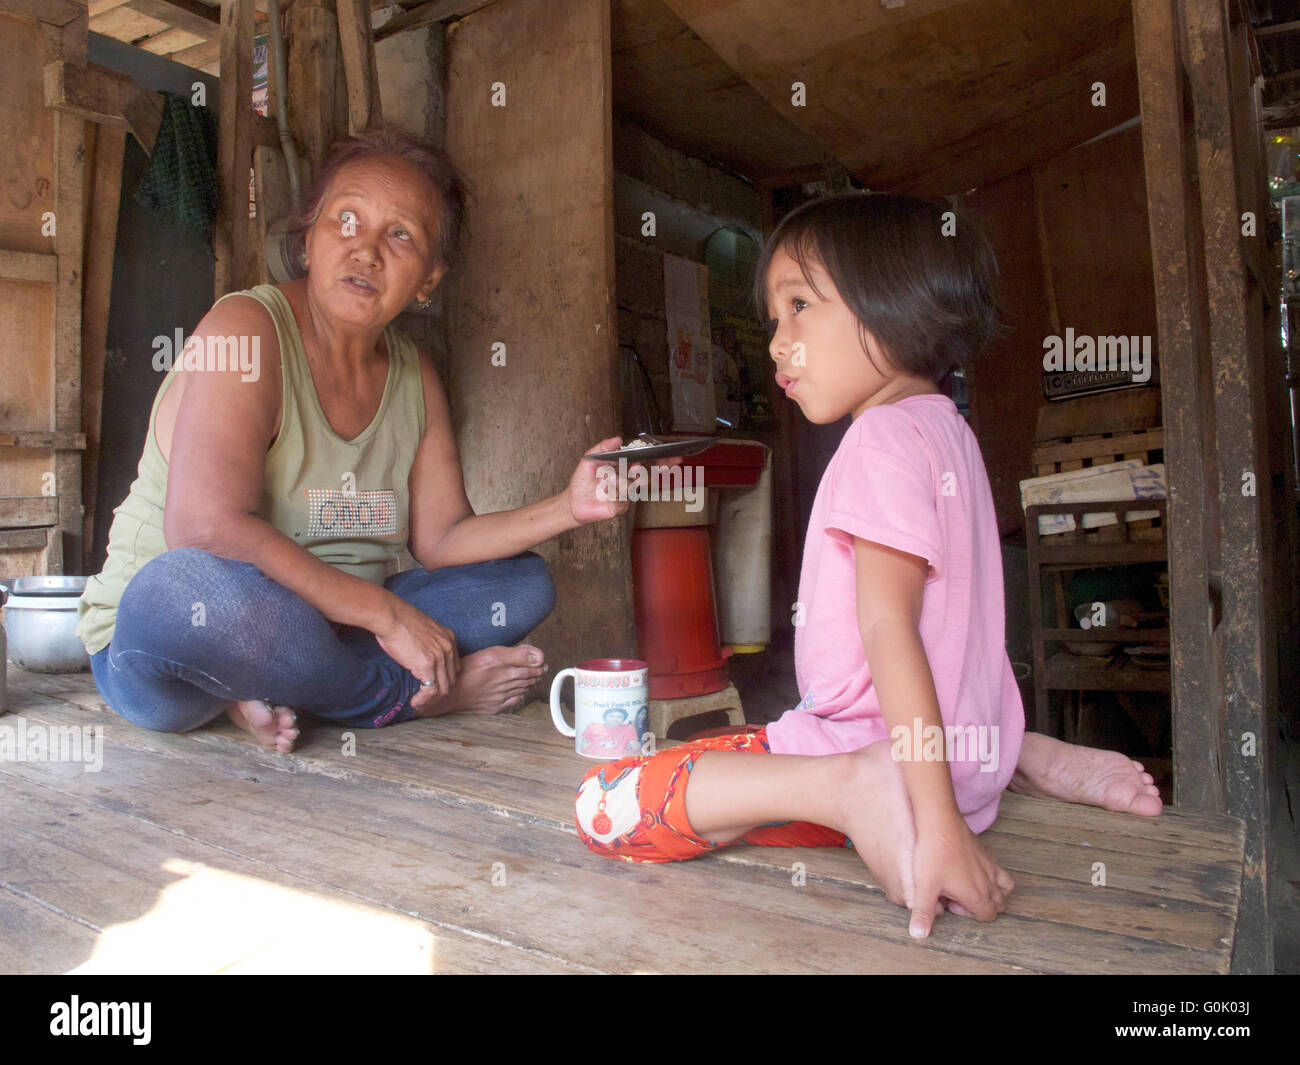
[765,393,1024,833]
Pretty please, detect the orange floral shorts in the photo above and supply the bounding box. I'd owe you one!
[574,726,848,863]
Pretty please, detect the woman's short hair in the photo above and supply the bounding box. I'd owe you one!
[752,191,1002,380]
[287,125,470,275]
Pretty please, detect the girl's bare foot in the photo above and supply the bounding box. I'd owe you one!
[1010,732,1163,816]
[833,741,926,911]
[411,645,545,718]
[226,700,299,753]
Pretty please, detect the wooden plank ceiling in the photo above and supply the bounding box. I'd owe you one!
[611,0,834,182]
[86,0,1147,196]
[88,0,231,74]
[659,0,1141,195]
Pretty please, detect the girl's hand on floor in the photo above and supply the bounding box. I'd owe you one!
[909,819,1014,938]
[375,597,461,700]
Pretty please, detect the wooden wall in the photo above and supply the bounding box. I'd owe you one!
[963,121,1160,534]
[0,5,86,578]
[443,0,634,672]
[0,11,59,578]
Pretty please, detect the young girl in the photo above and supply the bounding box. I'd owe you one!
[574,192,1162,938]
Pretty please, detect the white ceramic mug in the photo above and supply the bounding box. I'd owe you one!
[550,658,650,759]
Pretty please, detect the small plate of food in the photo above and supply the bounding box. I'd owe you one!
[582,435,716,462]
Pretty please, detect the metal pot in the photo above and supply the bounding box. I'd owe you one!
[2,576,91,674]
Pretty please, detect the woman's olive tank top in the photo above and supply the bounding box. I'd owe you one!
[76,284,425,654]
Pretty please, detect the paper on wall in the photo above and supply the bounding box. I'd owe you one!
[664,253,716,432]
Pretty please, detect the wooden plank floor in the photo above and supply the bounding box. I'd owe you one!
[0,668,1245,973]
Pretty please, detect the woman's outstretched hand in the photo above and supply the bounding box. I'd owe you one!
[565,437,686,525]
[565,437,631,524]
[909,817,1015,938]
[375,596,460,703]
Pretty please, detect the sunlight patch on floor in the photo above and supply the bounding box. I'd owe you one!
[69,859,437,974]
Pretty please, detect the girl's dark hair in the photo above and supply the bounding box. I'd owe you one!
[287,125,471,275]
[752,191,1002,379]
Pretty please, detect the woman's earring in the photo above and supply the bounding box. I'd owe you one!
[417,295,433,310]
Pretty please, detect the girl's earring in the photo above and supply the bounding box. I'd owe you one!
[417,294,433,310]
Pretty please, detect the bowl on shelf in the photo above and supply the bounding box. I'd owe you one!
[1064,600,1124,656]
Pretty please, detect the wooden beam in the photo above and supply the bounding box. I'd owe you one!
[337,0,382,135]
[1184,0,1274,974]
[123,87,165,154]
[286,0,340,171]
[251,143,291,285]
[0,251,58,284]
[374,0,499,42]
[1253,17,1300,37]
[0,498,60,528]
[126,0,220,39]
[42,61,132,129]
[251,111,281,150]
[0,0,84,25]
[215,0,255,296]
[0,431,86,450]
[51,89,87,572]
[80,123,127,562]
[0,528,51,551]
[1132,0,1221,812]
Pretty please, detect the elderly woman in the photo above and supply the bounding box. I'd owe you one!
[77,127,627,753]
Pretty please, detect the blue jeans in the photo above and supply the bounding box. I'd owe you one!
[90,547,556,732]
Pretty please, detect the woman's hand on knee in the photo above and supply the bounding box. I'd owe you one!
[375,597,460,698]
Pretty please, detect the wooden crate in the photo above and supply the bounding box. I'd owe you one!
[1030,390,1165,543]
[1031,427,1165,476]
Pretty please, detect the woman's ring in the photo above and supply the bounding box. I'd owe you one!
[420,679,437,689]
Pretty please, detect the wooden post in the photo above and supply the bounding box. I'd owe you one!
[1183,0,1274,973]
[80,122,127,562]
[443,0,634,679]
[286,0,341,172]
[336,0,382,135]
[216,0,254,297]
[1132,0,1222,811]
[51,12,89,574]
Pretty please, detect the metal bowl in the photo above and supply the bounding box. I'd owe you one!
[3,577,90,673]
[5,575,88,597]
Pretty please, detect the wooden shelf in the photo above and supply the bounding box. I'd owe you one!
[1041,627,1169,644]
[1042,651,1171,693]
[1026,498,1170,734]
[1033,541,1168,567]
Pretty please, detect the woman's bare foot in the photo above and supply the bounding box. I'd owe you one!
[1010,732,1163,816]
[226,700,299,753]
[834,741,926,911]
[411,645,545,718]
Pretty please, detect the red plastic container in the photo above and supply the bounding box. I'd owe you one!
[631,525,729,699]
[693,440,765,487]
